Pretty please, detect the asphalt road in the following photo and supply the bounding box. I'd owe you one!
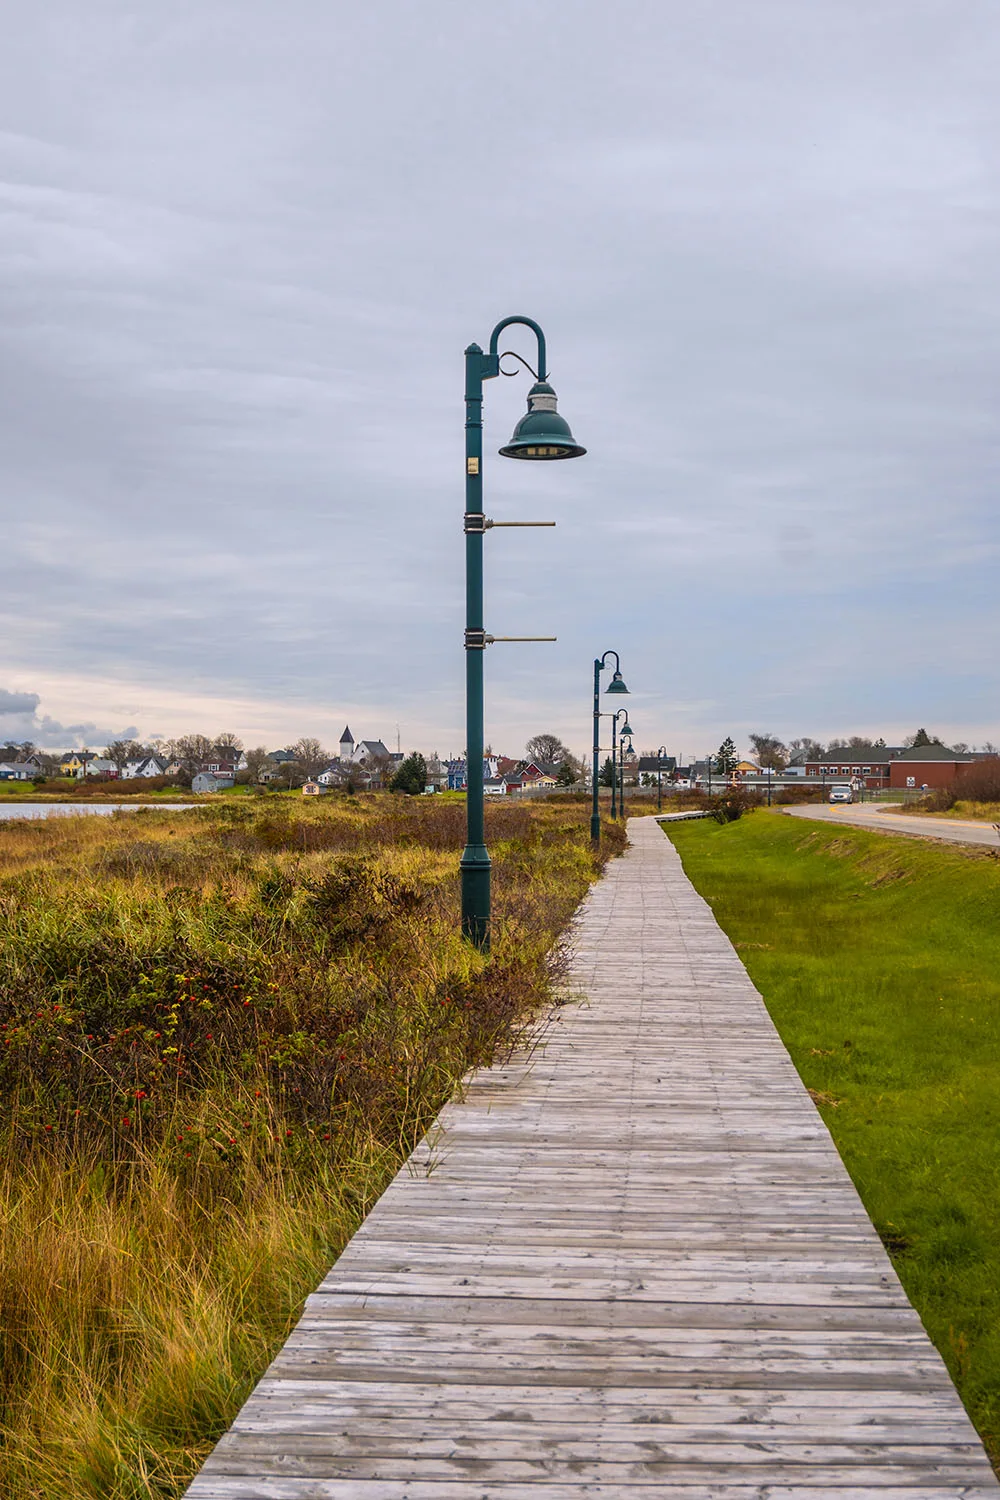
[782,801,1000,848]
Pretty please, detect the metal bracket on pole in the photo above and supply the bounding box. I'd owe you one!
[464,514,556,533]
[464,630,557,648]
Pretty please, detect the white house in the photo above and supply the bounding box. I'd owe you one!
[125,754,169,779]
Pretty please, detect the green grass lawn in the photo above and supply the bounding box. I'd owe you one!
[663,810,1000,1462]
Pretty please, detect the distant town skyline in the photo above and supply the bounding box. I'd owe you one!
[2,684,995,772]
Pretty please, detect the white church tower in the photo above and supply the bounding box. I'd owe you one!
[339,725,355,764]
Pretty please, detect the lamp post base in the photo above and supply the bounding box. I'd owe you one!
[590,812,601,843]
[460,846,491,951]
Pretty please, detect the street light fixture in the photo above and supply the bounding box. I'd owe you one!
[619,727,634,821]
[462,316,586,952]
[590,651,628,843]
[610,707,632,820]
[655,743,668,812]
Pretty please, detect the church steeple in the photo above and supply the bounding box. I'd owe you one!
[339,725,355,761]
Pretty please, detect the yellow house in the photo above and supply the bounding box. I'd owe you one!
[59,751,95,777]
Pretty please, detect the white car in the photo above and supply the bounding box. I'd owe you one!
[829,784,854,804]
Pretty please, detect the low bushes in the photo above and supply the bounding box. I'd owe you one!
[0,797,625,1498]
[919,757,1000,815]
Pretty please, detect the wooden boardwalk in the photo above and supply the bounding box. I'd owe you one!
[186,816,998,1498]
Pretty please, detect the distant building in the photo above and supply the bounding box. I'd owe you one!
[445,757,498,790]
[125,754,169,779]
[199,758,238,777]
[192,771,234,793]
[888,744,978,790]
[301,781,321,797]
[638,756,676,775]
[59,751,98,777]
[0,762,36,781]
[802,747,904,791]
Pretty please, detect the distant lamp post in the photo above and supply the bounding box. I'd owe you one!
[610,709,633,820]
[591,651,628,843]
[590,657,629,846]
[619,727,634,820]
[655,744,668,812]
[463,316,586,951]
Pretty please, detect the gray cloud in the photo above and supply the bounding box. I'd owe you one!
[2,2,999,759]
[0,690,40,717]
[0,686,137,749]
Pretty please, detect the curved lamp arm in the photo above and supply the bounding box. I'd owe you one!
[488,316,548,381]
[597,649,621,675]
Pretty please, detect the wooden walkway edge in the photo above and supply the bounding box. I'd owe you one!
[186,816,998,1497]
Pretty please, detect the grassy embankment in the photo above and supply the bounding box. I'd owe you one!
[664,810,1000,1463]
[0,796,624,1499]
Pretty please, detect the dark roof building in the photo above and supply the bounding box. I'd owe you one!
[889,744,978,790]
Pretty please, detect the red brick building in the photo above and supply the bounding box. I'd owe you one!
[888,744,978,789]
[802,748,902,790]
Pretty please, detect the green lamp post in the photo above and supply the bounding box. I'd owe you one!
[656,743,668,812]
[609,708,633,820]
[591,651,628,843]
[614,712,634,819]
[463,317,586,951]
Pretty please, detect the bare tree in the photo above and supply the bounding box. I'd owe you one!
[365,752,395,789]
[105,739,145,778]
[293,737,328,778]
[749,732,788,770]
[169,734,214,775]
[242,746,272,784]
[213,731,244,758]
[525,733,570,766]
[788,737,825,760]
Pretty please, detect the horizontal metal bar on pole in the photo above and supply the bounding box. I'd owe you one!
[486,520,556,528]
[487,635,557,643]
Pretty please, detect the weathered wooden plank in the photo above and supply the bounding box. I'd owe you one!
[184,818,998,1497]
[187,1481,1000,1499]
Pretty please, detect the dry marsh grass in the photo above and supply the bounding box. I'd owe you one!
[0,796,624,1498]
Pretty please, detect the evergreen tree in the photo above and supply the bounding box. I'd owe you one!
[715,736,738,775]
[599,756,616,787]
[390,752,427,795]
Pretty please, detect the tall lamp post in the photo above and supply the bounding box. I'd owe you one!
[462,316,586,951]
[619,724,634,821]
[591,651,628,842]
[610,708,633,819]
[656,744,668,813]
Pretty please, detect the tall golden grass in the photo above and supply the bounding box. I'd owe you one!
[0,796,625,1498]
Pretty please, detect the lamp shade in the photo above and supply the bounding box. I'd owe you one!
[619,718,634,738]
[605,670,629,694]
[498,381,586,460]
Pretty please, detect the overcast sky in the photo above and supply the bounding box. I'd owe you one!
[2,1,998,762]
